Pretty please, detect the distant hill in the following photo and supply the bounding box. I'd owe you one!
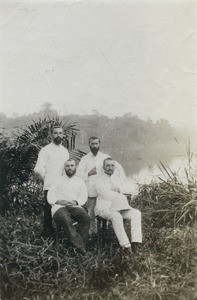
[0,104,189,175]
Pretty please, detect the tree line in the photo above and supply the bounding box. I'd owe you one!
[0,103,187,175]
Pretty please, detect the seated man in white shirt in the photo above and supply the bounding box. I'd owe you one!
[47,159,90,255]
[95,157,142,254]
[77,136,125,235]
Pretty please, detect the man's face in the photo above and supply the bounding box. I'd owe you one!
[52,128,63,145]
[103,160,115,176]
[89,139,100,156]
[65,160,76,177]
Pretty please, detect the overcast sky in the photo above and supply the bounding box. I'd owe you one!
[0,0,197,128]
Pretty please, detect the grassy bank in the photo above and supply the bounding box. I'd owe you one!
[0,204,196,299]
[1,154,197,299]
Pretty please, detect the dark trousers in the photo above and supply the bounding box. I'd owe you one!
[84,197,97,234]
[53,206,90,251]
[43,190,53,232]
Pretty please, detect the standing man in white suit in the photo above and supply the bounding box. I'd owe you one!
[34,126,69,236]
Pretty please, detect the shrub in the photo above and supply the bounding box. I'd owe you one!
[0,117,85,215]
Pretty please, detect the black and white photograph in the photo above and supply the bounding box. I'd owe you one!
[0,0,197,299]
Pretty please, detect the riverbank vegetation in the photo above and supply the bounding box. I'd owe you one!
[0,116,196,299]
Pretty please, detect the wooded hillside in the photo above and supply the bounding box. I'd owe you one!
[0,103,187,175]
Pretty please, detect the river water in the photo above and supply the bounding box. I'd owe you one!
[125,155,197,195]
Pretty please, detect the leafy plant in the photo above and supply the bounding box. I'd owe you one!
[0,116,85,215]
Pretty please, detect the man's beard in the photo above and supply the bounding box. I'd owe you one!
[90,147,99,156]
[105,170,114,176]
[66,169,76,177]
[53,137,62,145]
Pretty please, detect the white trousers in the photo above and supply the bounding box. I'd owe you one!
[98,208,142,247]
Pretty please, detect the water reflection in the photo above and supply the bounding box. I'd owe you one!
[125,155,197,194]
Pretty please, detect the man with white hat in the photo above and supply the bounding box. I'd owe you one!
[95,157,142,253]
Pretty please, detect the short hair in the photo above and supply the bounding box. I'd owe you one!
[89,136,100,143]
[51,126,63,134]
[103,157,114,166]
[64,159,76,166]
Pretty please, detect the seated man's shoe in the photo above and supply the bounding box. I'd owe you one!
[131,242,142,254]
[122,246,133,256]
[76,246,87,255]
[41,228,55,238]
[117,247,133,264]
[71,234,87,255]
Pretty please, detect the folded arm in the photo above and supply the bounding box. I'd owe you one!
[95,179,118,201]
[56,200,78,206]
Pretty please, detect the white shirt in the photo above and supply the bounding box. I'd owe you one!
[34,142,69,190]
[76,151,125,197]
[95,173,132,216]
[47,174,88,217]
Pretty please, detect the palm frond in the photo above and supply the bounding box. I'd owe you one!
[0,116,81,190]
[69,149,86,166]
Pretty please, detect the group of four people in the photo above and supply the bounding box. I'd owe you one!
[34,127,142,255]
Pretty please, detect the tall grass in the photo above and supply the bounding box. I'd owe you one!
[1,214,196,300]
[133,147,197,229]
[0,150,197,300]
